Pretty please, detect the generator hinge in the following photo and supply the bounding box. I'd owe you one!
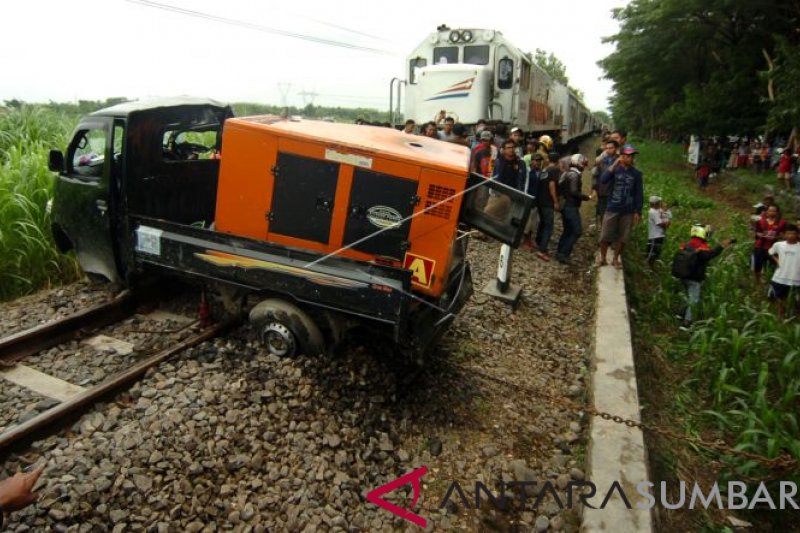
[410,194,421,206]
[400,240,411,252]
[265,211,274,221]
[271,165,280,178]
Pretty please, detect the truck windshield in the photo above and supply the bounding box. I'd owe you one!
[70,129,106,178]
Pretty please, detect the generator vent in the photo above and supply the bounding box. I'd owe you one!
[424,184,456,219]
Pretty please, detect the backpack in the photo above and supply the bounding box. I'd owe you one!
[671,245,698,279]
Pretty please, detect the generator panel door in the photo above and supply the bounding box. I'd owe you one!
[343,168,418,259]
[269,152,339,244]
[460,173,534,247]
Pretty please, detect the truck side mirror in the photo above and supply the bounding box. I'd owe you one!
[48,150,64,172]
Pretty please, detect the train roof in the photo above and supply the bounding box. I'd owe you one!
[227,117,470,174]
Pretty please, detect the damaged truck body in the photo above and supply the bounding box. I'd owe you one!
[49,98,533,358]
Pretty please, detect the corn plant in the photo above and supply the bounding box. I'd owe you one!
[0,105,81,300]
[625,140,800,484]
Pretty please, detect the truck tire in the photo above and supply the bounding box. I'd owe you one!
[249,299,324,357]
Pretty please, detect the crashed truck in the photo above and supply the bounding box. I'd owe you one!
[48,98,533,358]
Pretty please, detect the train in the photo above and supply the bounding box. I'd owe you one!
[391,25,602,144]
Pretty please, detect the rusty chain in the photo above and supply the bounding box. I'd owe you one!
[471,368,798,472]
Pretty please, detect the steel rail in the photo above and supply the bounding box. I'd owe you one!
[0,290,138,364]
[0,317,240,452]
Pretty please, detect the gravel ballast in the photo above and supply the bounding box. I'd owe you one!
[2,148,602,531]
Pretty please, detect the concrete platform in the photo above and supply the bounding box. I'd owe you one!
[582,263,652,532]
[481,280,522,308]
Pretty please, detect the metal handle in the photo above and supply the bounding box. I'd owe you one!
[96,199,108,214]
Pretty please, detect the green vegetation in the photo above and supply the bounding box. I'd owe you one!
[0,105,81,300]
[601,1,800,137]
[626,140,798,529]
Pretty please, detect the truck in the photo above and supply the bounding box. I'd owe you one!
[48,97,533,359]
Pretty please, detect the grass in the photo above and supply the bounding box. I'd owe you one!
[0,105,82,300]
[624,140,799,530]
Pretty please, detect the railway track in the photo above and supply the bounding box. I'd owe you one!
[0,288,239,453]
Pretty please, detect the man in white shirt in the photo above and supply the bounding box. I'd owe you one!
[646,196,669,268]
[768,223,800,318]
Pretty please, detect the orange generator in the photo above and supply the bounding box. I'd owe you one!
[216,118,471,298]
[209,117,532,357]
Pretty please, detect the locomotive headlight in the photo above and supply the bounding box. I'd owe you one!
[461,30,473,42]
[482,30,495,42]
[449,30,461,43]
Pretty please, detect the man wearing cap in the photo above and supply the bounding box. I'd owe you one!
[469,130,498,214]
[591,139,619,225]
[647,195,669,268]
[470,130,498,178]
[598,144,644,268]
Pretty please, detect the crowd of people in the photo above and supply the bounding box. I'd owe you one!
[368,116,800,322]
[392,114,645,266]
[691,137,800,192]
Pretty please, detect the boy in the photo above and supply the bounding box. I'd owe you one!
[768,223,800,318]
[646,196,669,268]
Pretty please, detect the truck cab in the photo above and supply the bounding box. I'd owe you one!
[49,97,232,282]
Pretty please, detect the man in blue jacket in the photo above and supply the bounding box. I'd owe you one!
[485,140,526,220]
[598,144,644,268]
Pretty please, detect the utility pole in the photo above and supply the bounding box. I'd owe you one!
[277,82,292,109]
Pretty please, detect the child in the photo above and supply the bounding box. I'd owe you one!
[777,149,792,191]
[768,223,800,318]
[660,200,673,226]
[696,158,711,189]
[646,196,669,268]
[752,204,785,283]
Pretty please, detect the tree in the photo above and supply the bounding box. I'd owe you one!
[533,48,568,85]
[600,0,800,138]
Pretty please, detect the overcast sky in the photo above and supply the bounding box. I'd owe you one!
[1,0,627,112]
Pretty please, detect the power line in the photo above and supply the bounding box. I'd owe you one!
[126,0,398,56]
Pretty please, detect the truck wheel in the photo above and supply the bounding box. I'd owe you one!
[249,299,325,357]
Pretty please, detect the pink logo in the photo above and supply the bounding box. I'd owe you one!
[366,466,428,528]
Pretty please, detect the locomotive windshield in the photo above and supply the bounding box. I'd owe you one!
[464,45,490,65]
[433,46,458,64]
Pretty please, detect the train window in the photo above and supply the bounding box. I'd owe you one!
[498,58,513,89]
[409,57,427,84]
[464,45,489,65]
[433,46,458,64]
[520,61,531,90]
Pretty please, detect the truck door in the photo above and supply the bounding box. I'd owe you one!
[52,117,120,282]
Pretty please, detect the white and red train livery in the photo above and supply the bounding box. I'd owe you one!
[397,26,599,144]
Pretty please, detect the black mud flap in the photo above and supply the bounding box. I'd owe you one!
[459,173,534,247]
